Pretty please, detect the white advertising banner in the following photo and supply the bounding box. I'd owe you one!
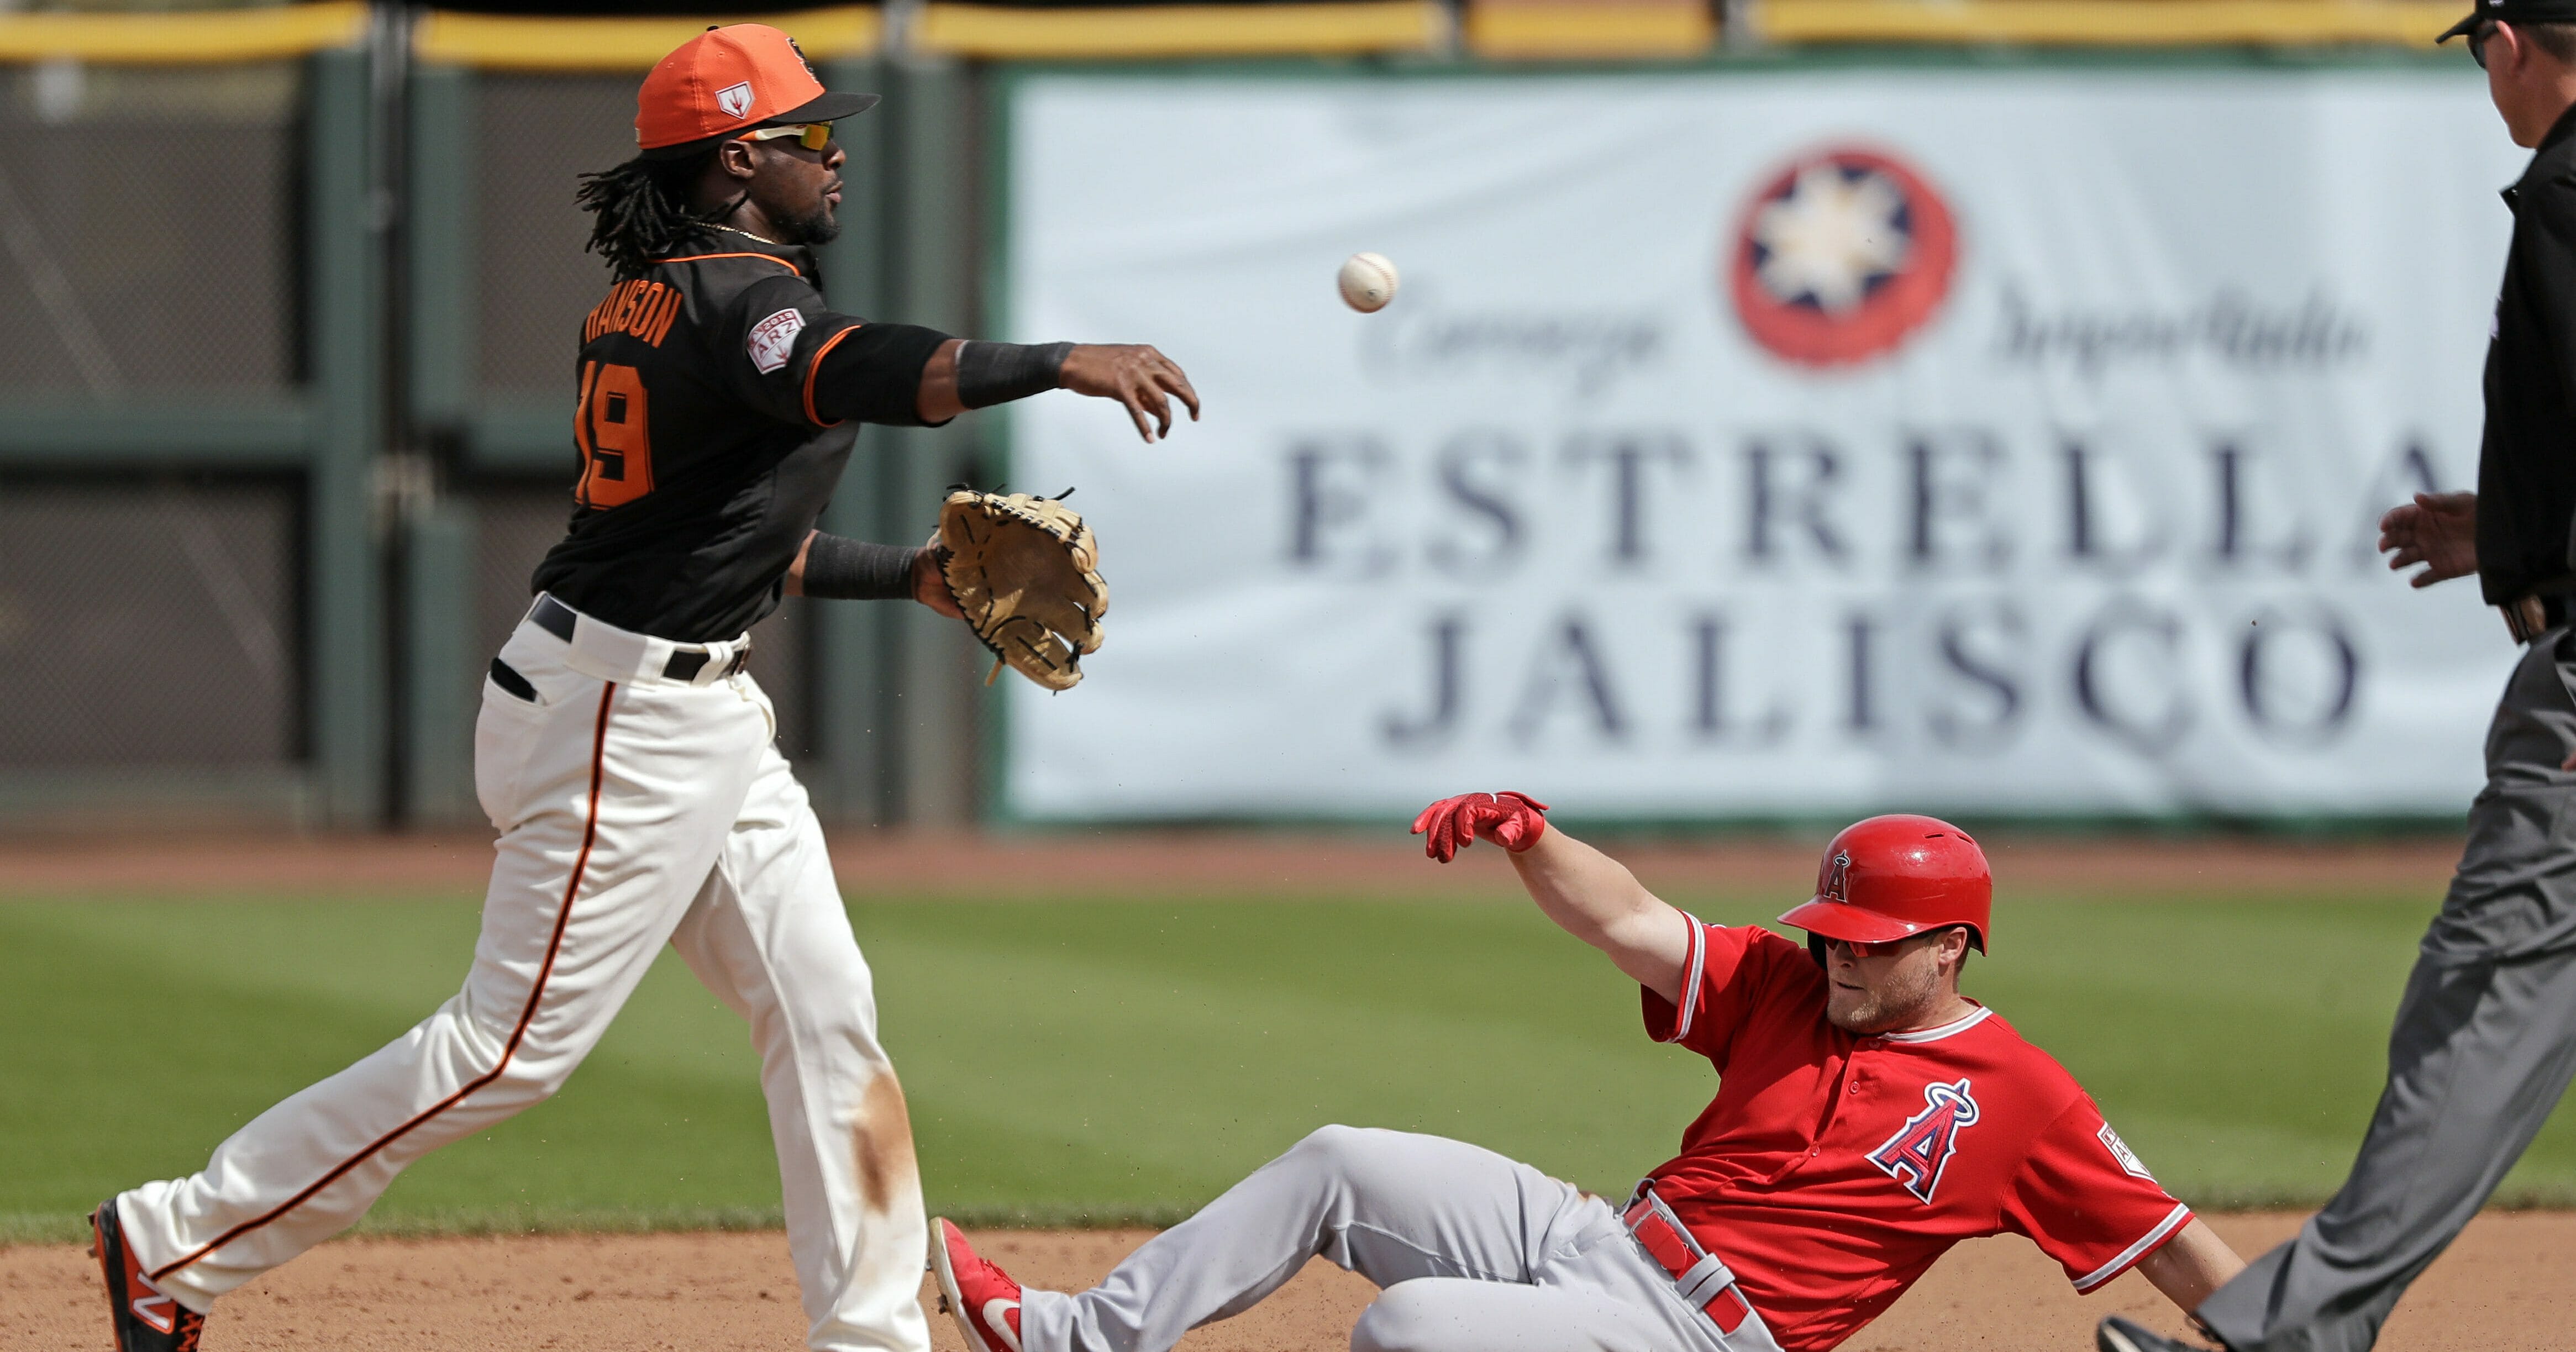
[1001,67,2530,820]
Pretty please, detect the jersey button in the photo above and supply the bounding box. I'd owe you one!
[1808,1146,1820,1156]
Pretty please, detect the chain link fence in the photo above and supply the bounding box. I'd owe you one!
[473,73,632,399]
[0,474,300,769]
[0,62,309,785]
[0,62,299,399]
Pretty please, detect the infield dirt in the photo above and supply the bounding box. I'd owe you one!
[2,1212,2561,1352]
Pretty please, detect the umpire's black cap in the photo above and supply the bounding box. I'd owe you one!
[2440,0,2576,44]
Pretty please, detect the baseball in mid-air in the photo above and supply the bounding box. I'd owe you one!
[1338,252,1399,313]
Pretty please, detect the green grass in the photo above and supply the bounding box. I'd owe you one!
[4,886,2571,1246]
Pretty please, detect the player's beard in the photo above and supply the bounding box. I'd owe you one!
[775,194,840,246]
[1824,954,1945,1035]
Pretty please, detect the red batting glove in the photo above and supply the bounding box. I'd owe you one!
[1411,791,1552,863]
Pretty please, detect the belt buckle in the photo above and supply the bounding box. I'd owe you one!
[664,638,751,685]
[2505,594,2552,645]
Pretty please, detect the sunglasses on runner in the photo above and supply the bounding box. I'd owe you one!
[1822,936,1910,959]
[2471,20,2498,67]
[739,122,835,151]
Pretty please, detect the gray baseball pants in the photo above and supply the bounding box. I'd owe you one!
[2197,627,2576,1352]
[1018,1126,1765,1352]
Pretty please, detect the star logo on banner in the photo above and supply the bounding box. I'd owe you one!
[1726,146,1958,369]
[1750,164,1912,315]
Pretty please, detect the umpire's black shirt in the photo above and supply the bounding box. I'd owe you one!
[532,230,952,641]
[2480,102,2576,606]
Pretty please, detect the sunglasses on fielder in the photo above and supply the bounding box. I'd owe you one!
[2472,21,2500,68]
[738,122,835,151]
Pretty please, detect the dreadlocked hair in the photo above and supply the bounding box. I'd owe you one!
[577,150,730,280]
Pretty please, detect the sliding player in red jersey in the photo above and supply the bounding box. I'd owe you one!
[933,797,2242,1352]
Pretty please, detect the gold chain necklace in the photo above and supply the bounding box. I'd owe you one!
[713,223,784,247]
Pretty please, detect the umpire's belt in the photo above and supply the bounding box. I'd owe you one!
[1623,1181,1766,1344]
[2502,591,2574,646]
[529,593,751,687]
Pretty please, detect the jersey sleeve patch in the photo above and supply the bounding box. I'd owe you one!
[748,308,807,375]
[2003,1096,2192,1290]
[2097,1123,2156,1182]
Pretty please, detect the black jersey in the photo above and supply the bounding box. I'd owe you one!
[532,232,951,641]
[2477,104,2576,607]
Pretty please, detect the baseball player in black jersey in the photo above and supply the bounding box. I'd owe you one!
[88,25,1196,1352]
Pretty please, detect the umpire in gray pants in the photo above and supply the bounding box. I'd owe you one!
[2103,7,2576,1352]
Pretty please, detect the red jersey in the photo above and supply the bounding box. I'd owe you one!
[1641,920,2188,1352]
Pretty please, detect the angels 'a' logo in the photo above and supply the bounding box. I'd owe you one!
[1869,1077,1980,1203]
[1822,850,1853,903]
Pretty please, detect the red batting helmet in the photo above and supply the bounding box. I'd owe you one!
[1776,814,1991,953]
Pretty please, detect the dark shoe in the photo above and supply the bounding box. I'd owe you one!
[90,1201,205,1352]
[2099,1315,2226,1352]
[929,1217,1024,1352]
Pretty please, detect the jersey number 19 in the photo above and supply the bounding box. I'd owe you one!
[574,360,654,508]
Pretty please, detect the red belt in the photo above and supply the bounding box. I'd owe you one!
[1621,1185,1755,1337]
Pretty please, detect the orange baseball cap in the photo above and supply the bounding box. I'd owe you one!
[635,24,879,157]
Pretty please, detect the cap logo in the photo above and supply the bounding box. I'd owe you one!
[1824,850,1852,903]
[717,81,754,120]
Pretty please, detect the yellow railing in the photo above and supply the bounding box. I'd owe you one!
[912,2,1446,58]
[0,1,366,63]
[1467,3,1716,58]
[1753,0,2464,46]
[413,7,880,70]
[0,0,2478,69]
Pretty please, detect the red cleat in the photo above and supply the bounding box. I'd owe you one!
[929,1217,1024,1352]
[91,1201,205,1352]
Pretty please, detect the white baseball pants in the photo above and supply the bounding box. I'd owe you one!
[116,602,931,1352]
[1020,1126,1762,1352]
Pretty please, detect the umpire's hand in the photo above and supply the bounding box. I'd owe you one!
[1060,345,1200,444]
[2378,491,2478,588]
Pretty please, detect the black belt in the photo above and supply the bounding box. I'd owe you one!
[2501,592,2573,645]
[532,595,750,681]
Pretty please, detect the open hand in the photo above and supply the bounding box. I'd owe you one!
[2378,491,2478,588]
[1059,344,1200,444]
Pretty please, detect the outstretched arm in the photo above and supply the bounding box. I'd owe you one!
[1412,793,1690,1002]
[912,339,1201,441]
[1510,829,1694,1004]
[2137,1219,2244,1317]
